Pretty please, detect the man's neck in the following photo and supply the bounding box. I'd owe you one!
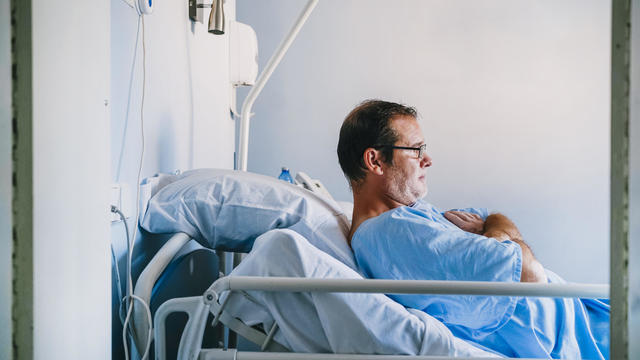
[347,183,405,244]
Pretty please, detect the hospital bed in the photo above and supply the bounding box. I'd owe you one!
[128,168,609,360]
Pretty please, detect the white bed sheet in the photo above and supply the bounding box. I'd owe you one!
[221,229,498,357]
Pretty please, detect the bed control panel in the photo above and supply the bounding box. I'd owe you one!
[295,172,334,201]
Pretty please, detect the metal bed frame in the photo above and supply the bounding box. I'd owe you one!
[131,232,609,360]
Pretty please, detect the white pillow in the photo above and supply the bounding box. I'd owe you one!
[140,169,357,270]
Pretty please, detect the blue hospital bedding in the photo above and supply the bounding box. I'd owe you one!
[224,229,498,357]
[351,200,610,359]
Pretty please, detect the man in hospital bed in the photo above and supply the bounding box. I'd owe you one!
[337,100,610,359]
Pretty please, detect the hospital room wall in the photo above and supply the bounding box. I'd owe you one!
[110,0,236,357]
[110,0,236,191]
[8,0,113,357]
[0,0,11,357]
[237,0,611,284]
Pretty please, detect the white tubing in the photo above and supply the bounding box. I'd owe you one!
[210,276,609,299]
[238,0,319,171]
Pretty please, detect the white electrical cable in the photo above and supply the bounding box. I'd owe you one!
[111,243,124,309]
[110,205,129,323]
[116,16,142,183]
[122,14,150,360]
[133,0,143,16]
[122,294,153,360]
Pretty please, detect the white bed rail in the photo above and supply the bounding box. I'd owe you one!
[198,349,514,360]
[131,232,192,356]
[207,276,609,299]
[154,275,609,360]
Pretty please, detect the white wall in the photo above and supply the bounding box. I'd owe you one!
[111,0,235,190]
[237,0,611,283]
[110,0,236,214]
[31,0,111,357]
[0,0,12,357]
[110,0,236,356]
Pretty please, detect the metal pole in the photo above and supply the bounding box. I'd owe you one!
[237,0,319,171]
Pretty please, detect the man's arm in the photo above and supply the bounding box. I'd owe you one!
[444,211,547,283]
[482,214,547,283]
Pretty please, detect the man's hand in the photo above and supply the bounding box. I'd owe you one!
[444,211,484,234]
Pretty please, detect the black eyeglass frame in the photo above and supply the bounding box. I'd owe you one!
[373,144,427,159]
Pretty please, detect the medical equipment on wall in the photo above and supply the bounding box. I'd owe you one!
[189,0,226,35]
[137,0,153,15]
[230,21,259,86]
[208,0,225,34]
[119,0,152,14]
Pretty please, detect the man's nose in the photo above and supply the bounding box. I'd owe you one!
[421,152,433,168]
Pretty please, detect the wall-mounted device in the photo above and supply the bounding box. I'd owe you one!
[189,0,225,35]
[230,21,258,86]
[110,183,133,222]
[138,0,153,15]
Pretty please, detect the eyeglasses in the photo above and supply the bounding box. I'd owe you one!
[374,144,427,159]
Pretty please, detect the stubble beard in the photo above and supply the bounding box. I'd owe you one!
[385,166,427,206]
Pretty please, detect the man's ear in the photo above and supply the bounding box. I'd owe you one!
[363,148,384,176]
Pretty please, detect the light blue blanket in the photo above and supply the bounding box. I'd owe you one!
[352,200,609,359]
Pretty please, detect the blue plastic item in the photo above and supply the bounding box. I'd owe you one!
[278,167,295,184]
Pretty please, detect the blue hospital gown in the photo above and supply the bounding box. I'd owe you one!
[351,200,609,359]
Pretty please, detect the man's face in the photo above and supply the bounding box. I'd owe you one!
[381,116,433,206]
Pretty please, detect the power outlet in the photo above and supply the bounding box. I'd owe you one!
[110,183,132,222]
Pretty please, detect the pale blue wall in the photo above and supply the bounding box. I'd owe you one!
[110,0,236,190]
[237,0,611,284]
